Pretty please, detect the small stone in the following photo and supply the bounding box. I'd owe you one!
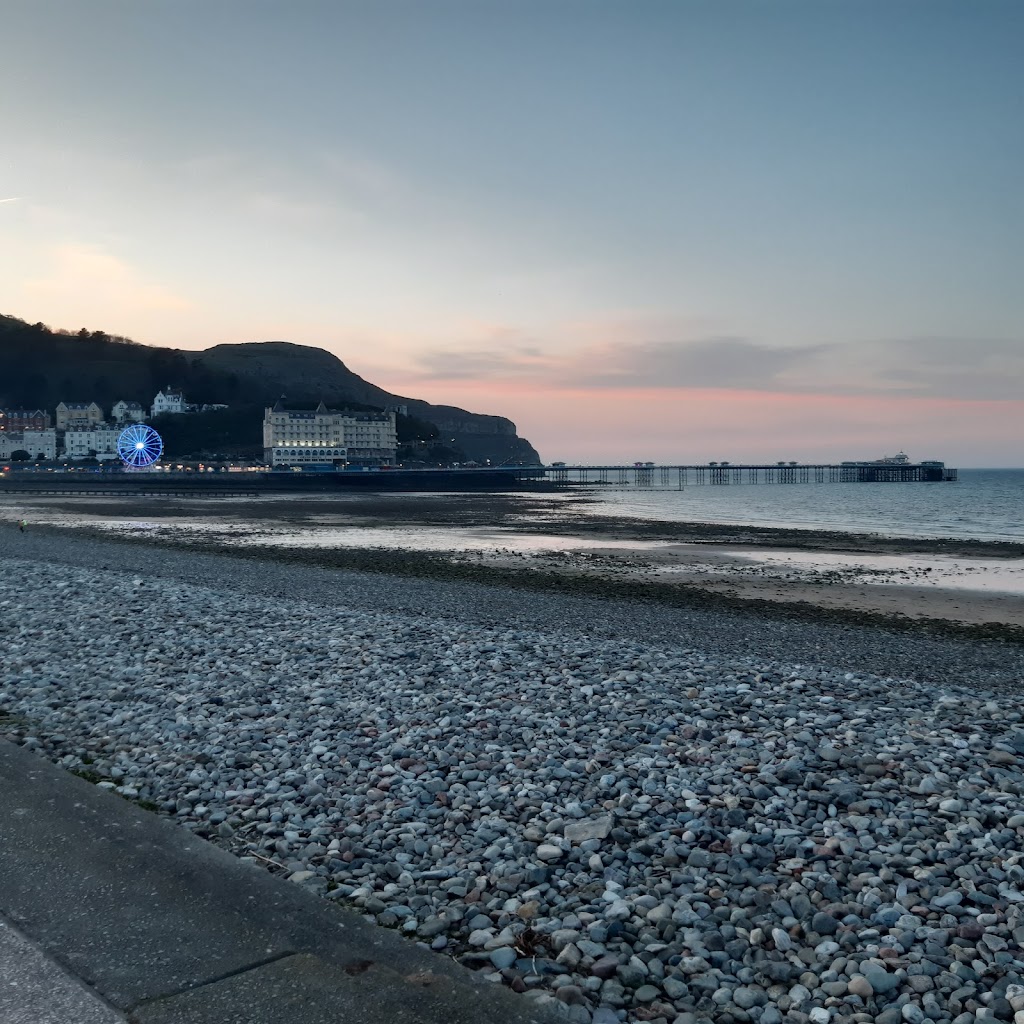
[812,912,838,935]
[591,955,620,980]
[848,975,873,998]
[663,977,687,999]
[635,985,660,1002]
[555,985,587,1006]
[565,816,613,843]
[516,901,539,920]
[617,964,645,988]
[536,844,563,861]
[733,987,759,1009]
[556,943,582,969]
[864,968,901,994]
[489,947,516,970]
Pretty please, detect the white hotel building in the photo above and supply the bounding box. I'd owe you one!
[263,401,397,467]
[63,425,122,460]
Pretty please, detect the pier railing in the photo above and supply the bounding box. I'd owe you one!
[525,463,958,488]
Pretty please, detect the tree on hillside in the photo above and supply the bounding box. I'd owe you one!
[151,406,264,460]
[396,413,439,443]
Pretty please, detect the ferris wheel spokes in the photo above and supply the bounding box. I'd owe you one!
[117,424,163,468]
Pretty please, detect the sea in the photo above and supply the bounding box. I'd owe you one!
[2,468,1021,596]
[575,468,1024,544]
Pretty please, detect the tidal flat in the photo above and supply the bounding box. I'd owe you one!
[3,492,1022,639]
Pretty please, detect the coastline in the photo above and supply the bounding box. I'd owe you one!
[2,492,1024,640]
[5,490,1024,556]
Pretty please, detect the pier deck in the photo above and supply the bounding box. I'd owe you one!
[536,462,958,488]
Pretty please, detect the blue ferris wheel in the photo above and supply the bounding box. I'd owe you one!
[117,424,163,468]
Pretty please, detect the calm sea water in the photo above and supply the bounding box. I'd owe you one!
[573,469,1024,543]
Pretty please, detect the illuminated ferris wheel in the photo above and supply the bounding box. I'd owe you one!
[117,424,163,468]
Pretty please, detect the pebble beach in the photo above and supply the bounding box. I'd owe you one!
[3,526,1024,1024]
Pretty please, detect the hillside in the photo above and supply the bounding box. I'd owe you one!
[0,315,541,464]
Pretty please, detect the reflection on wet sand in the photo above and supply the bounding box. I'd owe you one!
[2,492,1023,629]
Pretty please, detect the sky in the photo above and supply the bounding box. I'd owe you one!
[0,0,1021,465]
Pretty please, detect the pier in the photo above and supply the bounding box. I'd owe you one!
[530,462,958,489]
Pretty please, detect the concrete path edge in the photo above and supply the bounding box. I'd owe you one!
[0,740,560,1024]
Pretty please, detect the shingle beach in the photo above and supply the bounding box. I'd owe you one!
[2,527,1023,1024]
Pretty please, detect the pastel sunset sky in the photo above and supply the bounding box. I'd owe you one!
[1,1,1021,464]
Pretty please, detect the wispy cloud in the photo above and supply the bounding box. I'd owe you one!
[0,197,20,204]
[405,331,1024,401]
[414,345,555,380]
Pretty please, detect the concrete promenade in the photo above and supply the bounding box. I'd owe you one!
[0,741,558,1024]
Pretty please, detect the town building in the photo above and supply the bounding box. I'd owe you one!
[262,401,346,467]
[0,429,57,461]
[112,400,146,425]
[62,425,122,460]
[341,410,399,465]
[55,402,104,430]
[151,387,189,418]
[262,401,396,467]
[0,409,51,431]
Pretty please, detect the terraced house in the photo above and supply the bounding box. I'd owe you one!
[0,429,57,461]
[0,409,51,432]
[55,401,104,430]
[63,425,122,460]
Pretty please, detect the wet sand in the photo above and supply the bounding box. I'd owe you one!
[474,546,1024,629]
[3,492,1023,637]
